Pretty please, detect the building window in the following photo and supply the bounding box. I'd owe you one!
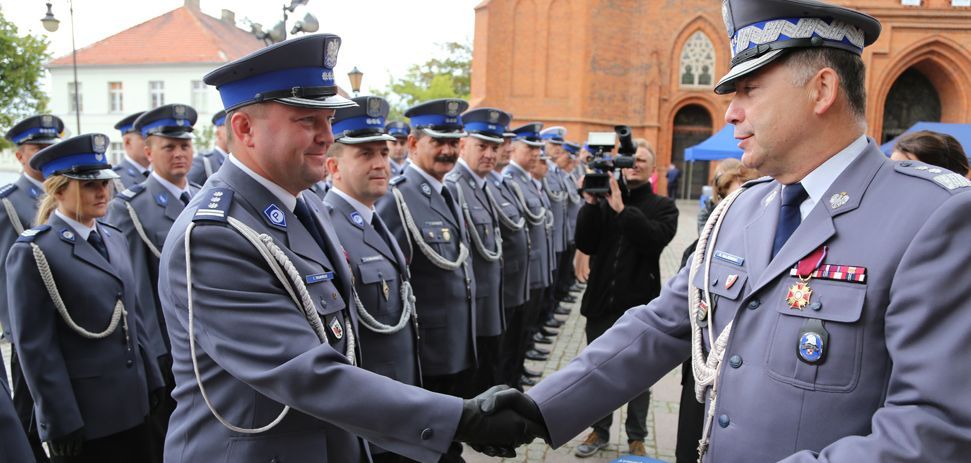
[68,82,83,113]
[109,142,124,165]
[191,80,207,112]
[901,0,921,5]
[108,82,123,113]
[953,0,970,7]
[149,81,165,108]
[680,32,715,88]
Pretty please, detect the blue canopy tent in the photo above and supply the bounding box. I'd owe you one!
[682,124,742,204]
[880,122,971,158]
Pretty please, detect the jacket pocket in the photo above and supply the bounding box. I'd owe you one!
[225,428,328,463]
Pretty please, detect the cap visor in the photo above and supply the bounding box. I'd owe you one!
[22,138,61,146]
[339,133,396,144]
[503,132,516,138]
[276,94,358,109]
[63,168,121,181]
[714,49,785,95]
[423,128,468,139]
[150,131,193,140]
[518,139,545,147]
[546,139,565,145]
[468,133,504,144]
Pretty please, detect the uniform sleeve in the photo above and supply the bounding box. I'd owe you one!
[162,223,462,462]
[527,264,693,447]
[0,213,19,338]
[6,243,84,441]
[616,197,679,255]
[779,191,971,463]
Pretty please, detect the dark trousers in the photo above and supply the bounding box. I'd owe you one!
[470,335,502,396]
[145,354,176,463]
[585,315,650,442]
[498,303,526,386]
[542,255,563,322]
[10,345,52,462]
[554,244,577,301]
[372,453,418,463]
[676,360,706,463]
[50,423,149,463]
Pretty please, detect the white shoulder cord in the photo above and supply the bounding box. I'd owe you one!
[542,176,567,203]
[454,184,502,262]
[112,179,126,195]
[203,156,213,178]
[30,243,129,343]
[184,217,356,435]
[352,280,416,334]
[565,173,582,204]
[508,181,547,225]
[3,199,24,235]
[687,187,744,461]
[125,202,162,258]
[544,209,554,231]
[390,186,469,271]
[484,185,525,231]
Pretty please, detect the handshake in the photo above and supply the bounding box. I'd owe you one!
[453,385,550,458]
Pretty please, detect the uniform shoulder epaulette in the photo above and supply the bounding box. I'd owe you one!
[742,176,774,188]
[189,181,203,190]
[116,184,146,201]
[390,175,407,186]
[192,188,234,223]
[112,164,123,171]
[96,221,122,233]
[16,225,51,243]
[0,183,18,199]
[894,161,971,192]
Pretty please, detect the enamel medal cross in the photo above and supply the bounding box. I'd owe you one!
[787,246,827,310]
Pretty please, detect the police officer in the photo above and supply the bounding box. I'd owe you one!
[1,114,64,463]
[322,95,421,463]
[106,103,200,460]
[554,141,584,310]
[538,127,570,329]
[386,120,411,176]
[1,348,33,462]
[8,133,156,462]
[112,111,151,189]
[158,34,536,462]
[481,0,971,461]
[502,124,554,373]
[446,107,509,395]
[186,110,227,186]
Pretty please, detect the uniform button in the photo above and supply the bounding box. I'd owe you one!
[718,414,730,428]
[420,428,434,440]
[809,302,822,311]
[270,459,278,463]
[747,299,761,310]
[127,359,134,368]
[729,355,742,369]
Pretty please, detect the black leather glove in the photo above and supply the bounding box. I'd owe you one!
[454,386,549,458]
[149,387,166,411]
[48,427,84,457]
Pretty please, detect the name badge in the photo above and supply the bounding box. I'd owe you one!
[306,272,335,284]
[713,250,744,267]
[361,256,383,263]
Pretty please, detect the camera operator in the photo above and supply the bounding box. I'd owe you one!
[572,139,678,457]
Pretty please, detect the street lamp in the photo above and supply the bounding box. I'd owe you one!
[40,1,81,135]
[347,67,364,97]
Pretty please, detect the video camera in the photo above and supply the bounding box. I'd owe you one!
[582,125,637,195]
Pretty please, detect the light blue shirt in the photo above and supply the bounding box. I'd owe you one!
[228,155,297,212]
[408,163,445,195]
[457,158,487,189]
[330,186,375,224]
[152,172,191,201]
[794,135,868,220]
[54,209,97,241]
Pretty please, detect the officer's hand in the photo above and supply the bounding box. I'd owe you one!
[606,175,624,213]
[48,427,84,457]
[149,387,166,411]
[454,386,548,457]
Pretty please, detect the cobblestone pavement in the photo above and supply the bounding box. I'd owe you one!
[2,199,701,463]
[466,199,700,463]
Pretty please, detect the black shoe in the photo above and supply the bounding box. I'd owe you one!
[540,326,559,337]
[523,367,542,378]
[519,375,537,386]
[544,319,564,328]
[569,284,582,293]
[554,307,571,316]
[533,333,553,345]
[525,349,549,361]
[560,295,577,303]
[531,346,551,355]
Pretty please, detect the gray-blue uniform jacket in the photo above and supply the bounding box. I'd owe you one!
[503,162,553,290]
[112,158,149,190]
[106,175,200,365]
[308,180,330,201]
[0,175,43,339]
[528,142,971,461]
[323,190,420,387]
[186,147,226,187]
[446,163,504,337]
[6,217,152,442]
[543,160,569,254]
[0,349,33,462]
[488,171,530,308]
[376,165,478,377]
[159,161,461,463]
[562,168,582,244]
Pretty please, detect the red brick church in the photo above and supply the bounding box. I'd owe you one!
[470,0,971,197]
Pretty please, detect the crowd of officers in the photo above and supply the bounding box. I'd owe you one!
[0,84,599,460]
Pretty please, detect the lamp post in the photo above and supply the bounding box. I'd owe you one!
[41,0,81,135]
[347,67,364,97]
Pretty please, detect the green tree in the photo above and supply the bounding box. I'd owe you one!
[0,10,52,150]
[375,41,472,121]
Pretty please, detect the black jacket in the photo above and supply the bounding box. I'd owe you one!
[576,183,679,320]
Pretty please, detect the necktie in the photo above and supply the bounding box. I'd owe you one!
[179,191,191,205]
[440,187,461,225]
[771,183,809,258]
[88,230,110,262]
[293,197,326,250]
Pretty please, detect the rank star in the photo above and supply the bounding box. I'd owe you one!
[786,282,813,309]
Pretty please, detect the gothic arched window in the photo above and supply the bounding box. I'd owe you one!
[680,32,715,88]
